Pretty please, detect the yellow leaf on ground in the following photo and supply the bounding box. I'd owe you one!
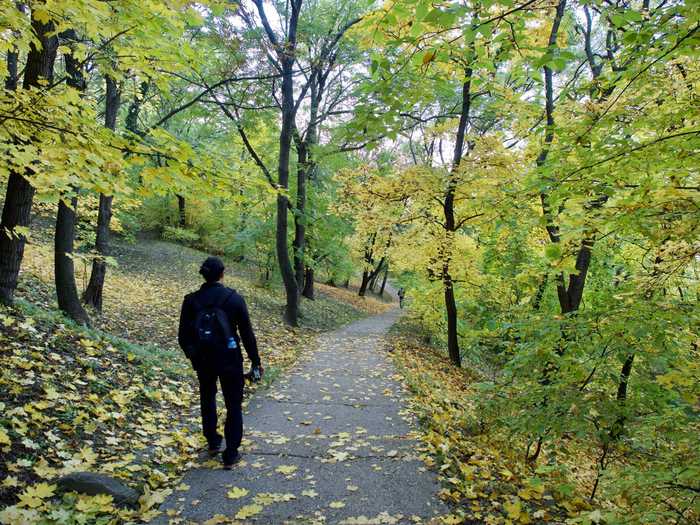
[275,465,297,475]
[0,428,11,447]
[226,487,249,499]
[235,504,263,519]
[504,498,521,520]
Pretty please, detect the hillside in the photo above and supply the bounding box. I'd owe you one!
[0,227,391,524]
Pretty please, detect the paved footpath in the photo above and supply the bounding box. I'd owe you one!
[154,309,447,524]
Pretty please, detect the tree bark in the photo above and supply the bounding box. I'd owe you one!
[379,263,389,297]
[54,36,89,325]
[55,197,89,325]
[5,44,18,91]
[537,0,603,322]
[0,12,58,305]
[358,271,371,297]
[252,0,303,326]
[125,81,149,137]
[83,74,120,311]
[293,75,321,298]
[369,260,383,291]
[358,233,376,297]
[302,267,314,299]
[442,68,473,367]
[532,274,548,311]
[293,140,308,293]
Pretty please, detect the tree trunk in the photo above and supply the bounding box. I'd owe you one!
[342,279,349,288]
[293,76,321,304]
[444,275,460,366]
[177,194,186,227]
[358,234,377,297]
[0,13,58,305]
[84,74,120,311]
[442,68,473,368]
[54,38,89,325]
[125,81,149,137]
[302,267,314,299]
[55,197,89,325]
[369,261,382,291]
[379,264,389,297]
[532,274,548,310]
[293,142,308,294]
[82,194,112,310]
[5,45,18,90]
[252,0,303,326]
[4,2,24,91]
[358,271,371,297]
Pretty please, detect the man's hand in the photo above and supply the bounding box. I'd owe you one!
[245,365,264,382]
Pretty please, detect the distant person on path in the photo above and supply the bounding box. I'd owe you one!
[178,256,264,469]
[398,287,405,309]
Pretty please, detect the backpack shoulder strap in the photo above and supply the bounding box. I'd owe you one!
[213,290,235,341]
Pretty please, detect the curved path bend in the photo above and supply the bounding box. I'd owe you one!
[154,309,447,524]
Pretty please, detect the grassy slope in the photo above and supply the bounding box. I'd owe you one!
[0,226,391,524]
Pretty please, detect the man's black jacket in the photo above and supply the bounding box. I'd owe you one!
[178,282,261,370]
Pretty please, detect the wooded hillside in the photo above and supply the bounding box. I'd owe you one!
[1,1,698,524]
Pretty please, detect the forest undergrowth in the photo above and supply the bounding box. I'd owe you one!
[388,317,698,525]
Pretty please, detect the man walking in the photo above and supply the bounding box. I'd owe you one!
[178,256,263,469]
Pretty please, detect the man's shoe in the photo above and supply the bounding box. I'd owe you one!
[208,438,223,456]
[222,452,241,470]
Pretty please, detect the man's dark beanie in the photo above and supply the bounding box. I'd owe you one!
[200,256,225,282]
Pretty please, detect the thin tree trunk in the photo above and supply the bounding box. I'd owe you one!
[302,267,314,299]
[54,36,89,325]
[369,263,383,291]
[55,196,89,325]
[263,0,303,326]
[369,260,382,291]
[0,12,58,305]
[358,271,371,297]
[5,45,18,90]
[358,234,376,297]
[4,2,24,91]
[293,77,321,303]
[533,274,548,311]
[84,74,120,310]
[125,81,149,137]
[293,141,308,293]
[442,67,473,367]
[379,264,389,297]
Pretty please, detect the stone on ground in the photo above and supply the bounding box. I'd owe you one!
[56,471,140,508]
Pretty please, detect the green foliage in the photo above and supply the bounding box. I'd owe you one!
[162,226,200,246]
[340,0,700,522]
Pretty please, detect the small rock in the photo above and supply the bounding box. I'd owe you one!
[56,472,140,508]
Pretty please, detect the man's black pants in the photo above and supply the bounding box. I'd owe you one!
[196,366,244,463]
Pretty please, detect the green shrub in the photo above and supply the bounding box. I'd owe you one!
[162,226,200,246]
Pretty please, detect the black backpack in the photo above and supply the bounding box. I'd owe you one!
[192,290,233,350]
